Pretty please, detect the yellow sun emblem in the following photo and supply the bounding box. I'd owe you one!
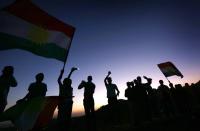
[28,25,49,45]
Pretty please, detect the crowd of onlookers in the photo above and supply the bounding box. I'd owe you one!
[124,76,200,125]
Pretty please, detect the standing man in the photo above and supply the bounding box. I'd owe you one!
[78,75,96,131]
[104,71,120,125]
[104,71,120,105]
[158,80,172,117]
[57,67,77,130]
[78,76,95,119]
[20,73,47,101]
[0,66,17,113]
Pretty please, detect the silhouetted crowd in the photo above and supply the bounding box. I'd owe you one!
[0,66,200,131]
[125,76,200,126]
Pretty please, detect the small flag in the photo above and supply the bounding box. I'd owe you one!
[0,96,62,131]
[157,61,183,78]
[0,0,75,62]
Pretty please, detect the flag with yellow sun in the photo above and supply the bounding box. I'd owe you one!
[0,0,75,62]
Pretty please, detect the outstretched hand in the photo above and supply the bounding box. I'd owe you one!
[71,67,78,72]
[143,76,148,79]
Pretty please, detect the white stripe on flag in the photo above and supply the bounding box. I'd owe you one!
[0,11,71,49]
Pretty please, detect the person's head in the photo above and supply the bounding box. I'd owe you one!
[147,78,152,85]
[2,66,14,76]
[159,80,164,85]
[169,83,174,88]
[63,78,72,86]
[127,82,131,88]
[36,73,44,82]
[175,84,182,89]
[107,77,112,84]
[185,83,189,87]
[87,75,92,82]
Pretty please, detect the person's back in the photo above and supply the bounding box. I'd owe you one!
[28,81,47,99]
[84,81,95,99]
[125,82,133,101]
[104,71,120,105]
[134,77,147,101]
[106,83,118,98]
[20,73,47,102]
[78,76,96,131]
[59,77,73,100]
[158,84,170,101]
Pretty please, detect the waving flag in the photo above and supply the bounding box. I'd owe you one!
[158,61,183,78]
[0,0,75,62]
[0,96,62,131]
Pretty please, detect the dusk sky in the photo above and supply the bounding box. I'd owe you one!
[0,0,200,116]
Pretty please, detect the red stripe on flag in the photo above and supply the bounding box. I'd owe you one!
[157,61,172,69]
[32,96,62,130]
[157,61,183,78]
[3,0,75,38]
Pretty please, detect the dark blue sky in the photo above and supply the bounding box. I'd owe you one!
[0,0,200,116]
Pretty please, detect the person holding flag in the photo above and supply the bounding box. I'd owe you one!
[0,0,76,130]
[57,67,77,130]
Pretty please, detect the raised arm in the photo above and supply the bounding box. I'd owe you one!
[104,71,111,86]
[115,85,120,96]
[58,69,64,86]
[67,67,78,79]
[78,80,85,89]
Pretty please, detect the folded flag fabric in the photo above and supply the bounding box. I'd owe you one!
[158,61,183,78]
[0,0,75,62]
[0,96,62,131]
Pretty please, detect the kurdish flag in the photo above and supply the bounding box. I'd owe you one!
[0,0,75,62]
[158,61,183,78]
[0,96,62,131]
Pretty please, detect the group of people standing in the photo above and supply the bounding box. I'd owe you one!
[1,65,200,130]
[0,66,120,130]
[125,76,200,126]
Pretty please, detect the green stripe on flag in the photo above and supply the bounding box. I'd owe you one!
[0,32,66,61]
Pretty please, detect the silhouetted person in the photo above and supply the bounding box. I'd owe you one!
[158,80,173,117]
[143,76,153,121]
[125,82,133,101]
[0,66,17,113]
[104,71,120,105]
[78,75,96,131]
[104,71,120,125]
[20,73,47,102]
[133,76,148,125]
[125,81,134,125]
[57,67,77,131]
[168,82,179,116]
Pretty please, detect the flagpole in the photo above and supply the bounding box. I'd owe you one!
[62,30,75,71]
[165,76,171,84]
